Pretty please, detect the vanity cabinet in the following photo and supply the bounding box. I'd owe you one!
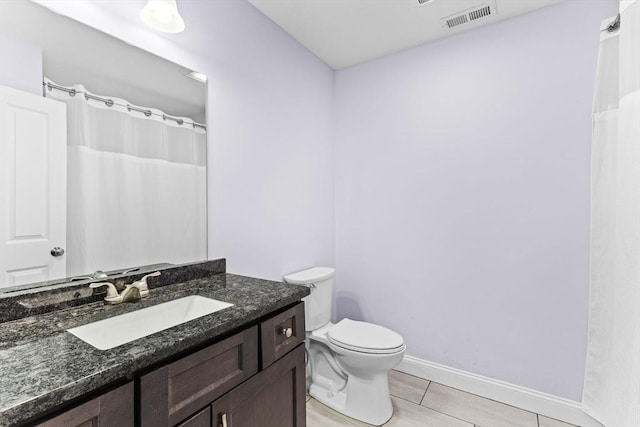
[35,382,134,427]
[30,302,305,427]
[141,302,306,427]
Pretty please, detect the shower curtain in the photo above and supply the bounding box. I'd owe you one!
[582,1,640,426]
[45,80,207,277]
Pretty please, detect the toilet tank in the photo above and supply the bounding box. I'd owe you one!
[284,267,335,331]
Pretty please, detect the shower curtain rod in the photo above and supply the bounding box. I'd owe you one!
[43,81,207,131]
[602,13,621,32]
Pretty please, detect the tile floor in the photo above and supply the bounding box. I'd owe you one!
[306,370,578,427]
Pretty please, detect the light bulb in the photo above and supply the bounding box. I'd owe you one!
[141,0,185,33]
[154,5,173,24]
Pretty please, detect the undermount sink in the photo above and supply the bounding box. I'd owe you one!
[67,295,233,350]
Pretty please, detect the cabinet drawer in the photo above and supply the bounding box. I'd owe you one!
[260,302,305,368]
[140,326,258,427]
[36,382,133,427]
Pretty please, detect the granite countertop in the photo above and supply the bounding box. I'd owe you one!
[0,273,310,427]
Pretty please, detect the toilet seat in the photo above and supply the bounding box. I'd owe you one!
[327,319,405,354]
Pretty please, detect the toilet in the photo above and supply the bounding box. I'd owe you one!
[284,267,405,426]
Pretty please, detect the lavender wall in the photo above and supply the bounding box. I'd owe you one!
[333,0,617,401]
[37,0,335,282]
[0,36,42,95]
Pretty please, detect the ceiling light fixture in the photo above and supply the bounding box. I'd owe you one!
[141,0,185,33]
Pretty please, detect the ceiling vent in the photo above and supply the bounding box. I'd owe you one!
[441,3,497,30]
[445,14,468,28]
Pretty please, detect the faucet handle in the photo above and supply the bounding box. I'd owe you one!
[89,282,119,301]
[130,271,160,298]
[142,271,161,281]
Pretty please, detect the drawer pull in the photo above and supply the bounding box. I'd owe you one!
[220,413,228,427]
[281,327,293,338]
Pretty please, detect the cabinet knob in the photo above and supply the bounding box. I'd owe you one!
[281,327,293,338]
[220,413,227,427]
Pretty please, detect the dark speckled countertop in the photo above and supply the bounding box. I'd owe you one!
[0,271,309,427]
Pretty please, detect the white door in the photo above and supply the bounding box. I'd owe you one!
[0,85,67,288]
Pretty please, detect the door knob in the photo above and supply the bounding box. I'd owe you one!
[50,247,65,257]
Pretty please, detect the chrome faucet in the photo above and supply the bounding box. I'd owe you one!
[70,270,109,282]
[89,271,161,304]
[90,282,140,304]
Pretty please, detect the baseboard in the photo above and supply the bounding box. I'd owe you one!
[395,355,603,427]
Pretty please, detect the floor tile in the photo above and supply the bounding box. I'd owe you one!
[306,398,369,426]
[306,396,474,427]
[538,415,578,427]
[421,383,538,427]
[388,370,431,404]
[385,396,473,427]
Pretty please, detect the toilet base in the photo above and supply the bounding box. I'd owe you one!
[309,371,393,426]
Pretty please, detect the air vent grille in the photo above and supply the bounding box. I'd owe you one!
[446,14,468,28]
[441,3,496,30]
[469,6,491,21]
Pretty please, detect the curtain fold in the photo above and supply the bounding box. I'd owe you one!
[45,80,207,276]
[582,1,640,426]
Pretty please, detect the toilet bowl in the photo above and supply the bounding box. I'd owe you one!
[284,267,405,426]
[308,319,405,425]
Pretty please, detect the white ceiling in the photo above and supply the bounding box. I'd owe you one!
[0,1,206,120]
[248,0,562,69]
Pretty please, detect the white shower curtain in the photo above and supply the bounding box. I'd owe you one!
[46,80,207,277]
[582,1,640,426]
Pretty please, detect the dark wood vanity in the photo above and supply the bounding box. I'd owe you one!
[33,303,306,427]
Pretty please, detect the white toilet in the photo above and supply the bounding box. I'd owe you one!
[284,267,406,426]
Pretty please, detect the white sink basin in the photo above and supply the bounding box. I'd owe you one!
[67,295,233,350]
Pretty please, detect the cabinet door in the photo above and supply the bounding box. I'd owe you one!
[212,344,306,427]
[35,382,133,427]
[176,407,211,427]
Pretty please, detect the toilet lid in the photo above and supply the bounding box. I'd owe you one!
[327,319,405,354]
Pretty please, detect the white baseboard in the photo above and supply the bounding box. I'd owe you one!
[395,355,603,427]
